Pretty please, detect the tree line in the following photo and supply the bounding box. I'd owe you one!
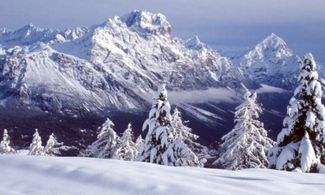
[0,129,61,156]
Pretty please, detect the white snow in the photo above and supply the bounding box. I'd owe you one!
[120,10,171,36]
[185,35,205,50]
[299,133,317,172]
[0,155,324,195]
[321,79,325,88]
[275,143,297,170]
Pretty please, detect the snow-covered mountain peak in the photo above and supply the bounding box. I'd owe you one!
[20,23,37,30]
[15,23,51,37]
[254,33,293,58]
[0,23,59,48]
[263,33,284,44]
[238,33,300,88]
[0,23,90,49]
[185,35,205,50]
[63,27,89,41]
[119,10,171,36]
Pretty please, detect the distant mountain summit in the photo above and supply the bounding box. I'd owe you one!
[238,33,301,88]
[120,10,172,36]
[0,23,88,48]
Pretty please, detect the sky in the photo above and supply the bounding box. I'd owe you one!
[0,0,325,62]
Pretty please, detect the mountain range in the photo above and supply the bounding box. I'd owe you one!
[0,10,323,154]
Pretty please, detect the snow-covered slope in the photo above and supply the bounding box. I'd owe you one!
[0,155,324,195]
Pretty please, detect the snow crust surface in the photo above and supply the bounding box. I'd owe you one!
[0,155,324,195]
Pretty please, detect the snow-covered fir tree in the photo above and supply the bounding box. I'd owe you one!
[141,84,200,166]
[81,118,119,158]
[45,133,62,156]
[214,90,274,170]
[135,135,144,160]
[112,123,138,161]
[29,129,45,155]
[172,108,207,166]
[268,53,325,172]
[141,84,175,165]
[0,129,15,154]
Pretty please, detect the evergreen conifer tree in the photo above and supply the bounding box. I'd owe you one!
[141,84,200,166]
[82,118,119,158]
[29,129,45,155]
[0,129,15,154]
[45,133,62,156]
[141,84,175,165]
[214,91,274,170]
[172,108,206,166]
[135,135,144,160]
[268,53,325,172]
[113,123,137,161]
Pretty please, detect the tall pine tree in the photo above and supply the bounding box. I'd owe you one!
[141,84,200,166]
[268,53,325,172]
[81,118,119,158]
[214,90,274,170]
[141,84,175,165]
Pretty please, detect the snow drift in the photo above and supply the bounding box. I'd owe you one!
[0,155,324,195]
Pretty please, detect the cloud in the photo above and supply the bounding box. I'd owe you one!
[168,88,240,104]
[255,84,287,94]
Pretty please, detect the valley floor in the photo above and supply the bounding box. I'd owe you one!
[0,155,324,195]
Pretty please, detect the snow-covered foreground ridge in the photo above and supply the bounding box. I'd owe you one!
[0,155,324,195]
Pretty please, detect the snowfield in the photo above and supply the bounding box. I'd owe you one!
[0,155,324,195]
